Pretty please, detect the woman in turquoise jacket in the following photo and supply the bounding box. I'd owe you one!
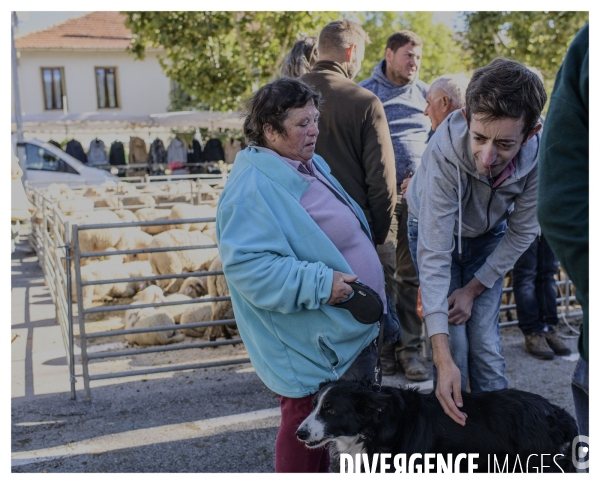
[216,78,385,472]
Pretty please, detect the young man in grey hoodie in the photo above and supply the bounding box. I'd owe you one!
[405,58,546,425]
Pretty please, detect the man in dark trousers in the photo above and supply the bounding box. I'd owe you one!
[360,31,431,380]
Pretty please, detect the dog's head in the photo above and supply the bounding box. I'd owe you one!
[296,380,391,448]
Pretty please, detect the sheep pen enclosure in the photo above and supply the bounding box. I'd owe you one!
[27,176,582,401]
[28,176,249,401]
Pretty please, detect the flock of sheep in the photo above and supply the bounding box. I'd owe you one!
[40,180,235,347]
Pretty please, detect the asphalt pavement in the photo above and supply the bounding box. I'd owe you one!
[11,232,581,473]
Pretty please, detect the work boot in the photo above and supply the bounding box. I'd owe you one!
[524,333,554,360]
[399,356,429,382]
[545,326,572,356]
[380,344,398,375]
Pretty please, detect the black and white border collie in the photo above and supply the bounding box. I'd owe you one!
[296,380,577,473]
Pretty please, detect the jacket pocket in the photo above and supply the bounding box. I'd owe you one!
[317,335,340,379]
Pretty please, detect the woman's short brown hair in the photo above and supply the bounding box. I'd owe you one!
[243,77,322,147]
[465,58,547,135]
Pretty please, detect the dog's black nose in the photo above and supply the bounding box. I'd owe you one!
[296,428,309,441]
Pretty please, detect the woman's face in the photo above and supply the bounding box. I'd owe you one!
[264,103,319,164]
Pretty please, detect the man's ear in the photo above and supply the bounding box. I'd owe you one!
[384,47,393,63]
[522,123,542,145]
[441,95,451,111]
[345,44,355,63]
[461,107,468,121]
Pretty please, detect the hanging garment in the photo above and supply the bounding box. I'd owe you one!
[87,139,108,166]
[188,139,204,174]
[109,141,126,166]
[167,137,187,171]
[224,138,242,164]
[129,136,149,164]
[148,138,168,165]
[65,139,88,164]
[202,138,225,162]
[187,138,202,163]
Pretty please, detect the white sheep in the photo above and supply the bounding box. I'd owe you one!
[77,210,126,255]
[58,198,95,215]
[178,276,209,298]
[125,308,184,346]
[168,203,217,232]
[148,229,218,292]
[115,228,153,261]
[78,258,152,307]
[179,301,213,338]
[114,209,139,224]
[134,208,172,235]
[205,255,236,341]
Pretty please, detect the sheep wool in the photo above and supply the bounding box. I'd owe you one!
[149,229,218,292]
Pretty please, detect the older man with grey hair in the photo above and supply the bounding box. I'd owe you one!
[424,73,470,131]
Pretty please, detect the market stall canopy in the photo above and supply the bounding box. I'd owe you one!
[11,110,244,133]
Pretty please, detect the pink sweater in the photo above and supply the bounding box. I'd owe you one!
[256,147,386,308]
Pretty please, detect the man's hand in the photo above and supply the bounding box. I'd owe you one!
[431,334,467,426]
[447,277,487,325]
[327,271,358,305]
[400,174,412,197]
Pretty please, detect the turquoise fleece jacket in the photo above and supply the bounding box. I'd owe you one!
[216,147,379,398]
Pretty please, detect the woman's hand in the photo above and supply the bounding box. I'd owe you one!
[327,271,358,305]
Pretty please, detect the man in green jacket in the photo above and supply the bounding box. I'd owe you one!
[537,23,588,452]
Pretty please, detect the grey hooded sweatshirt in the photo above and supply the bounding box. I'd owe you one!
[405,110,540,337]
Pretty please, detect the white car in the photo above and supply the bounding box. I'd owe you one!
[15,138,118,187]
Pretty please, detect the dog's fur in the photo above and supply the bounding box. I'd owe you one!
[297,380,577,473]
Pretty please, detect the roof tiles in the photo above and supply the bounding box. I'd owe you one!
[15,12,133,50]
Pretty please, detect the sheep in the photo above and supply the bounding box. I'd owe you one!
[148,229,219,292]
[77,210,126,255]
[114,209,139,224]
[122,194,156,208]
[202,227,217,244]
[115,228,153,261]
[168,203,217,232]
[205,255,236,341]
[58,198,95,215]
[133,286,193,322]
[197,183,219,201]
[179,301,213,338]
[178,276,209,298]
[125,308,184,346]
[134,208,172,235]
[78,258,152,307]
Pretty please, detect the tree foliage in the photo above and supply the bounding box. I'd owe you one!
[124,11,339,111]
[462,11,589,95]
[125,11,588,112]
[355,11,467,84]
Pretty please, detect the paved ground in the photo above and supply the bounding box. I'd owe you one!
[11,230,582,473]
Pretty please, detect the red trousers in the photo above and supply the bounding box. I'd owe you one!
[275,393,330,473]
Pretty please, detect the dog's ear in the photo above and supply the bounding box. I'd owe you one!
[364,391,391,412]
[353,388,391,415]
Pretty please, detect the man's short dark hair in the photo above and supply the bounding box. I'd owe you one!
[386,30,423,53]
[465,58,547,134]
[243,77,322,147]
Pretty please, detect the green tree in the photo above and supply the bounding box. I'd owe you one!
[355,11,467,84]
[124,11,339,111]
[462,11,589,95]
